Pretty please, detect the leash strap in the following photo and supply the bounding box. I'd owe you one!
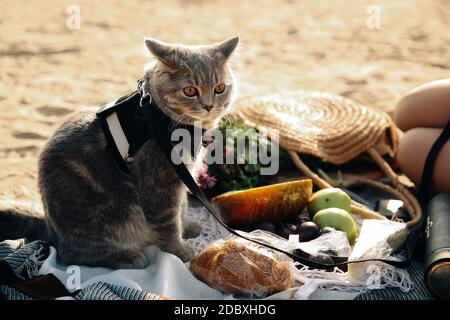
[138,92,411,270]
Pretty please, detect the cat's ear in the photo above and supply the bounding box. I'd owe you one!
[214,36,240,61]
[144,37,176,66]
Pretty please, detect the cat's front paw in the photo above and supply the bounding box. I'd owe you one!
[173,242,195,262]
[183,221,201,239]
[114,251,148,269]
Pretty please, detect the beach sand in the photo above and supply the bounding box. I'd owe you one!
[0,0,449,202]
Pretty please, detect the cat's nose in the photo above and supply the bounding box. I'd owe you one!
[203,105,214,112]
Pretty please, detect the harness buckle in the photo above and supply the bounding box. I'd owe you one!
[140,94,151,108]
[125,154,135,163]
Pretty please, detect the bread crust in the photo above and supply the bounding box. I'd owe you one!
[190,239,294,297]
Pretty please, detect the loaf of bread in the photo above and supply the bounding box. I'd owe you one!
[190,239,294,297]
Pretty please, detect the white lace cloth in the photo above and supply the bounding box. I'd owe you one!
[185,206,414,300]
[185,205,230,255]
[37,205,412,300]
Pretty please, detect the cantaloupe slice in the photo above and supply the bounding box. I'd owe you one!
[211,179,313,226]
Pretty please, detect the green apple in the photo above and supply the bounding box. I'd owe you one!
[313,207,357,243]
[308,188,352,219]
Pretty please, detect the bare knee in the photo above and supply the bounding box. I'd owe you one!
[395,79,450,131]
[397,128,450,194]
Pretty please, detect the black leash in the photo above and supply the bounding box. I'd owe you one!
[139,92,411,270]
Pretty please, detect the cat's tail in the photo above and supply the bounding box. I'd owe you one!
[0,200,49,242]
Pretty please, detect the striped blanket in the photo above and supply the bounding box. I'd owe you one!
[0,239,165,300]
[0,239,432,300]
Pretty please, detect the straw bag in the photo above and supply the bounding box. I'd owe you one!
[232,91,422,230]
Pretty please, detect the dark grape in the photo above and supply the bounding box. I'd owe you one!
[297,221,319,242]
[278,223,297,239]
[255,221,277,234]
[285,223,297,232]
[319,227,336,236]
[284,215,303,225]
[308,254,335,271]
[318,248,338,256]
[293,248,311,259]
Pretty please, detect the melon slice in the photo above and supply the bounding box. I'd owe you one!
[212,179,312,226]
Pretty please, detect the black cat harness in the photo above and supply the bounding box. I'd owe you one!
[96,78,412,271]
[96,79,204,173]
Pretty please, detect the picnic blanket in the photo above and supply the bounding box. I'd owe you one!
[0,189,433,300]
[0,239,158,300]
[0,238,432,300]
[0,204,231,300]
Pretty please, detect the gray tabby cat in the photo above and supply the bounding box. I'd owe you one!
[0,36,239,268]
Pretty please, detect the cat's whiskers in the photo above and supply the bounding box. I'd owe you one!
[169,113,190,132]
[169,114,184,132]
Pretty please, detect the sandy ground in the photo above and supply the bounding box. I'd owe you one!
[0,0,449,203]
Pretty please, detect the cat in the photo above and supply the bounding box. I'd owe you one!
[0,36,239,268]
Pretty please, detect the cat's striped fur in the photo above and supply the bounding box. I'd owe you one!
[0,36,239,268]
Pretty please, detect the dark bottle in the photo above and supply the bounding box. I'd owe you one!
[424,193,450,299]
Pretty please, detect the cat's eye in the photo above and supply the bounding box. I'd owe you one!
[183,86,198,97]
[214,83,226,94]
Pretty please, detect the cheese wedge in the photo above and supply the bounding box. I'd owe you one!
[348,219,408,279]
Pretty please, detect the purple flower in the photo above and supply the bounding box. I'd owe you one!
[197,166,218,190]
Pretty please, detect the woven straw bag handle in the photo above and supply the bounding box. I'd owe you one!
[289,148,423,230]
